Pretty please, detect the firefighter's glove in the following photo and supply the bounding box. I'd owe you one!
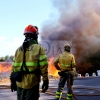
[10,77,17,92]
[41,79,49,93]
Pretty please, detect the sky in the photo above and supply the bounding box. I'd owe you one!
[0,0,58,57]
[1,0,99,61]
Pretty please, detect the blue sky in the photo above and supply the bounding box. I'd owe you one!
[0,0,57,56]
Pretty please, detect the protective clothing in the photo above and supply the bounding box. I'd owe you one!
[10,76,17,92]
[54,50,76,100]
[17,84,39,100]
[12,43,48,89]
[24,25,39,35]
[42,79,49,93]
[54,52,75,71]
[64,43,71,52]
[11,25,48,100]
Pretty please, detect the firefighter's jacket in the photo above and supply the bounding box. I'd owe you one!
[12,43,48,89]
[54,51,76,71]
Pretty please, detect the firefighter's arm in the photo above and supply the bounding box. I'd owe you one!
[11,56,16,72]
[39,47,48,80]
[39,46,49,93]
[53,57,61,70]
[71,55,76,68]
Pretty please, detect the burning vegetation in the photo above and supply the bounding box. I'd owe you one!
[0,62,11,84]
[0,62,11,72]
[48,58,59,77]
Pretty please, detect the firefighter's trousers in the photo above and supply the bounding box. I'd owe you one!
[17,84,39,100]
[55,72,74,100]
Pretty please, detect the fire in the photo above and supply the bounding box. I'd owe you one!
[0,62,12,84]
[0,60,59,77]
[48,58,59,77]
[0,60,60,84]
[0,62,12,72]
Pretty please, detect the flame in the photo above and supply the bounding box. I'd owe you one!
[0,60,60,84]
[0,60,59,77]
[0,62,11,72]
[0,62,12,84]
[48,57,59,77]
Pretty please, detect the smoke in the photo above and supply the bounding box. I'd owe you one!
[40,0,100,63]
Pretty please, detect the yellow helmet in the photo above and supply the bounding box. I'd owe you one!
[64,43,71,52]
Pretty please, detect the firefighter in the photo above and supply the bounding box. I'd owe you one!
[54,44,76,100]
[10,25,49,100]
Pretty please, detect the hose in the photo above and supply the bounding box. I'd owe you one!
[67,77,78,100]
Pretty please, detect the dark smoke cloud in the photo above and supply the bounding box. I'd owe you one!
[40,0,100,63]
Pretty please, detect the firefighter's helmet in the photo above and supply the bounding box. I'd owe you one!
[64,43,71,52]
[24,25,39,35]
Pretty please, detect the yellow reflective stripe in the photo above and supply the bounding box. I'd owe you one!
[13,62,38,67]
[13,66,21,72]
[26,62,38,66]
[13,62,22,66]
[56,92,62,94]
[56,95,60,98]
[55,92,62,98]
[60,64,70,67]
[67,94,72,96]
[67,93,72,100]
[39,55,47,61]
[14,69,20,72]
[66,98,73,100]
[39,61,48,66]
[72,61,75,64]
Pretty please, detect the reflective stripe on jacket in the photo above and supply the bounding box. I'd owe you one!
[54,51,76,71]
[12,44,48,72]
[12,44,48,89]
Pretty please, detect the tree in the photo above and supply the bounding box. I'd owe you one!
[5,55,10,61]
[0,57,5,62]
